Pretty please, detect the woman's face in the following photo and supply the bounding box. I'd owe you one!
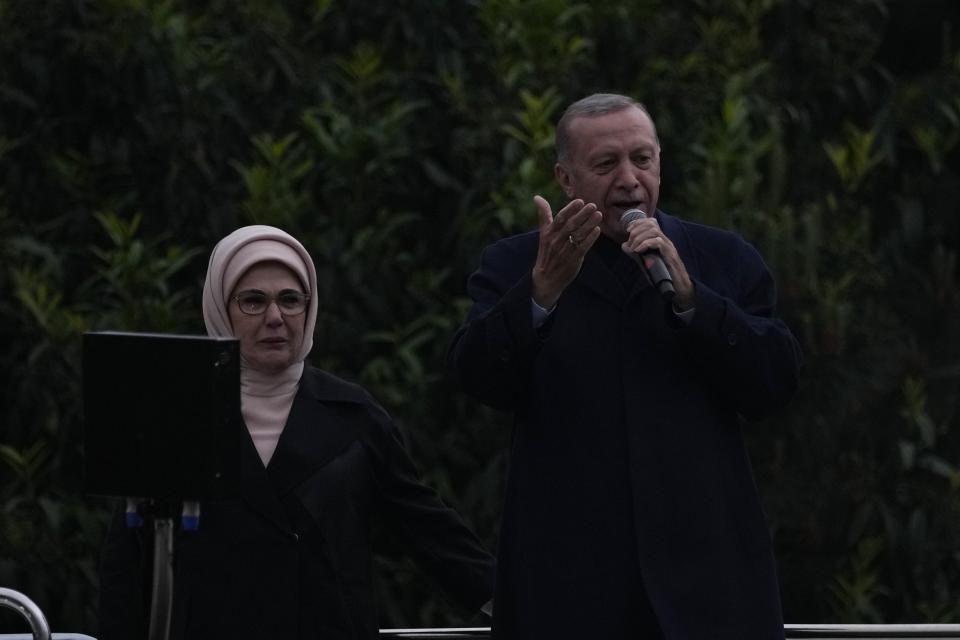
[228,261,307,374]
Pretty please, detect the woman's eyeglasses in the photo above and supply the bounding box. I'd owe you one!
[233,290,310,316]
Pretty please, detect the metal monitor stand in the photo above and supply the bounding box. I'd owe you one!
[147,517,174,640]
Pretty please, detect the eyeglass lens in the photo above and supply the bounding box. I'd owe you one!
[236,290,308,315]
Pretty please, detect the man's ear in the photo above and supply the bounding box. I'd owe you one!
[555,163,574,198]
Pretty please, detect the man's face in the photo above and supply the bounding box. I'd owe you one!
[555,106,661,241]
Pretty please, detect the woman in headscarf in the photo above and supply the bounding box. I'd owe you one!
[99,225,494,639]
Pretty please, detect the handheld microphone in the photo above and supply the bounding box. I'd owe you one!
[620,208,675,302]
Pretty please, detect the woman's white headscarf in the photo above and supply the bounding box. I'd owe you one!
[201,225,319,466]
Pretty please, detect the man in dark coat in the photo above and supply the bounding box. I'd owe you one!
[447,93,802,639]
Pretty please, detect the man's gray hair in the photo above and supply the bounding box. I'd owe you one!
[555,93,659,164]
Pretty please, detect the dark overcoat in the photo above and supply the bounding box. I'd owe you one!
[99,366,495,639]
[447,210,802,639]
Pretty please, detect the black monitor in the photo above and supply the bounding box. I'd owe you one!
[82,331,242,500]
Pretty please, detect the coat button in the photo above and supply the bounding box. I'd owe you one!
[291,532,300,542]
[726,332,738,346]
[498,349,510,362]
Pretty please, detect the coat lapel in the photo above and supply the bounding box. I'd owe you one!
[239,427,292,532]
[658,210,699,281]
[264,375,361,496]
[239,371,361,530]
[575,246,630,307]
[570,211,699,308]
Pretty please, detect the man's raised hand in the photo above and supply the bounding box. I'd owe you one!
[531,195,602,309]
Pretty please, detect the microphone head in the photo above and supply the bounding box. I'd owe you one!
[620,208,647,229]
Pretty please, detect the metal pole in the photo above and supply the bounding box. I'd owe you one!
[147,517,175,640]
[0,587,52,640]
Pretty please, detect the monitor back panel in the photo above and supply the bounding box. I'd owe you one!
[82,331,242,500]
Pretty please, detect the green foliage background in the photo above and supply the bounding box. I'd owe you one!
[2,0,960,633]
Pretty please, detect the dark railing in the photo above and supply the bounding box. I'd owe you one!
[5,582,960,640]
[785,626,960,639]
[379,626,960,639]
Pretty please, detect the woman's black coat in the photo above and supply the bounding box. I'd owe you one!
[99,366,495,639]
